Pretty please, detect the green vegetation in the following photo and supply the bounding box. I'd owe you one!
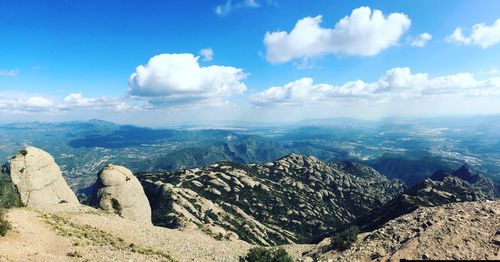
[150,189,178,228]
[111,198,122,215]
[0,173,22,237]
[66,250,82,258]
[240,247,293,262]
[330,226,359,251]
[0,173,23,209]
[41,213,175,261]
[0,209,11,236]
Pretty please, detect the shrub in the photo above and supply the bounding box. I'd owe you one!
[151,189,179,228]
[0,173,23,209]
[111,198,122,215]
[66,251,82,258]
[0,209,11,236]
[330,226,359,251]
[240,246,293,262]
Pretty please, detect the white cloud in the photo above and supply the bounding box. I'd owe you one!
[200,48,214,61]
[215,0,259,16]
[62,93,135,111]
[410,33,432,47]
[24,96,54,108]
[0,69,19,77]
[0,92,136,114]
[264,6,411,64]
[128,53,247,107]
[249,67,500,106]
[446,19,500,48]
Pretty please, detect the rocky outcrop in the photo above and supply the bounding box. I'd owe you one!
[91,164,151,225]
[430,164,496,198]
[308,201,500,261]
[8,147,79,208]
[354,165,497,231]
[137,154,405,245]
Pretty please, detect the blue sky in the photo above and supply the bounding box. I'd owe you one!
[0,0,499,125]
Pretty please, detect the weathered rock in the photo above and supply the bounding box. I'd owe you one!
[91,164,152,224]
[355,165,497,232]
[309,201,500,261]
[9,146,79,208]
[137,154,405,245]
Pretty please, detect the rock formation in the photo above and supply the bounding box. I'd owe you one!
[354,165,497,231]
[8,146,79,208]
[307,201,500,261]
[137,154,406,245]
[91,164,152,225]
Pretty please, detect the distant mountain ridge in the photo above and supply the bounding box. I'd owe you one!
[367,154,458,186]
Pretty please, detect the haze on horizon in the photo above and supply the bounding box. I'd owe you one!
[0,0,499,126]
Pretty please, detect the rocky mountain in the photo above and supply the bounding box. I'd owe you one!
[307,200,500,261]
[367,154,457,186]
[137,154,405,245]
[0,146,499,261]
[354,165,497,231]
[430,164,497,197]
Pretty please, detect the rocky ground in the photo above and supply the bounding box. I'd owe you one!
[0,203,313,261]
[1,200,498,261]
[308,200,500,261]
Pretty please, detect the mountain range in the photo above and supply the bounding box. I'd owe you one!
[0,146,498,261]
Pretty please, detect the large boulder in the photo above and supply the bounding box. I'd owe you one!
[91,164,151,224]
[9,146,79,208]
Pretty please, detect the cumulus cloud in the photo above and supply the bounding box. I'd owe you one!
[0,92,136,114]
[263,6,411,64]
[62,93,135,111]
[410,33,432,47]
[445,19,500,48]
[215,0,259,16]
[128,53,247,107]
[200,48,214,61]
[0,69,19,77]
[249,67,500,106]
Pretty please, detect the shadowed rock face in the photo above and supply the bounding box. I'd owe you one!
[91,164,152,225]
[8,146,79,208]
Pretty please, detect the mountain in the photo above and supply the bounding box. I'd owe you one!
[2,118,500,191]
[367,154,457,186]
[307,200,500,261]
[354,165,497,232]
[147,137,349,171]
[137,154,405,245]
[1,146,499,261]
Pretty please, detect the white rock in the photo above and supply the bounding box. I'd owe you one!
[9,147,79,208]
[92,164,152,225]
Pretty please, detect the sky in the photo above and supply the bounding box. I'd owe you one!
[0,0,499,126]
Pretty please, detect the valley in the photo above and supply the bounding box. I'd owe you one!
[1,116,499,193]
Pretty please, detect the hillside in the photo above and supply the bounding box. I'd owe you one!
[367,154,457,186]
[0,204,256,261]
[0,146,499,261]
[0,147,310,261]
[137,154,405,245]
[354,165,497,231]
[308,201,500,261]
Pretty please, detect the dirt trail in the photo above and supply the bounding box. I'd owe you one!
[0,204,311,261]
[0,209,72,261]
